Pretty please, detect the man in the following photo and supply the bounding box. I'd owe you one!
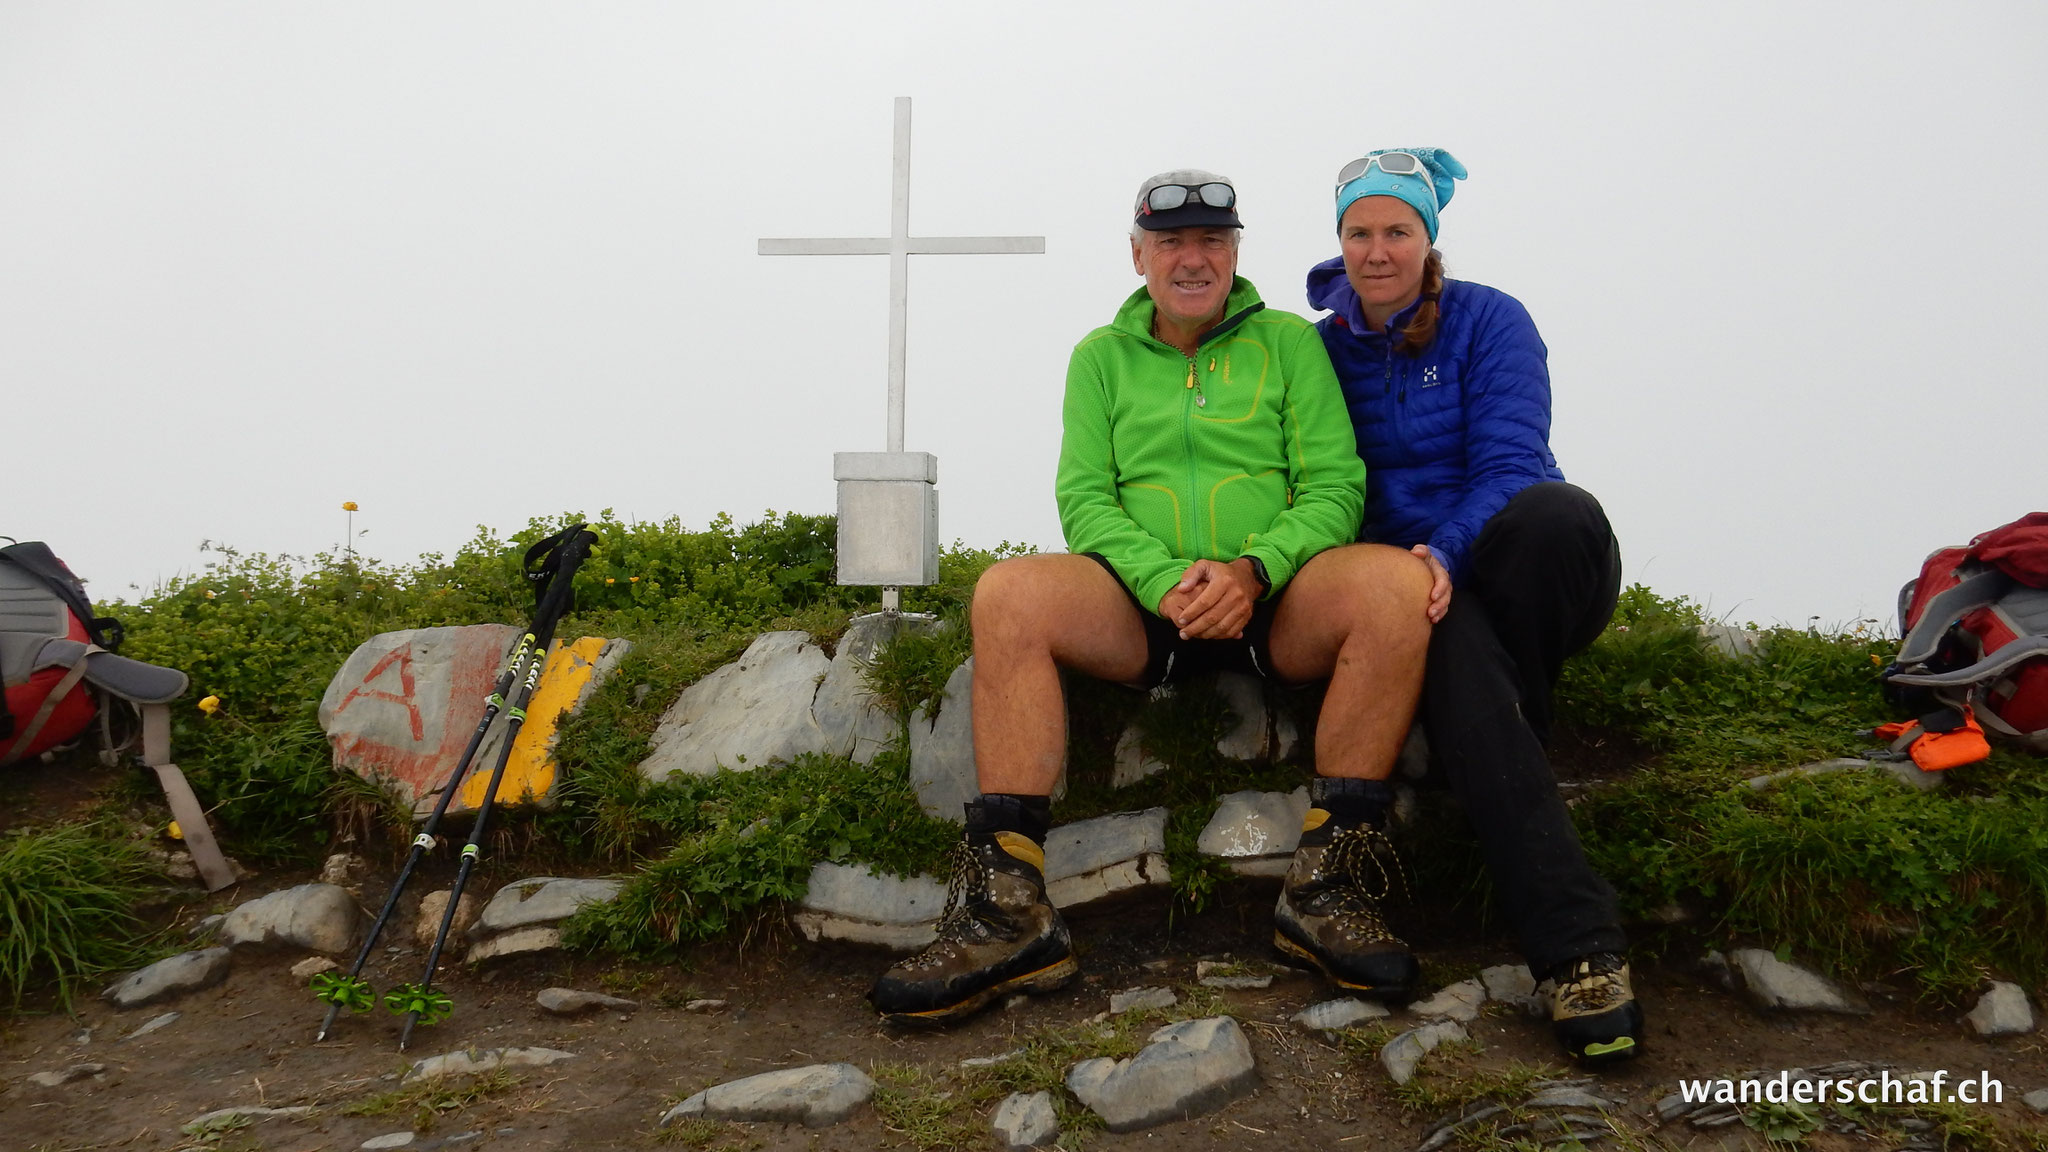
[868,171,1434,1026]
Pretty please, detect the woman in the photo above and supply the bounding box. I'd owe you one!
[1305,148,1640,1065]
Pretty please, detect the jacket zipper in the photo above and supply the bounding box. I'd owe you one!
[1182,353,1203,556]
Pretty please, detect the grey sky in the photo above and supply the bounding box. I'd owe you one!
[5,1,2044,628]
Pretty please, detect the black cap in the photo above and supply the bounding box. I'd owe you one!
[1132,169,1242,231]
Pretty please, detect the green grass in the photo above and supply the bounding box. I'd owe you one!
[0,822,166,1008]
[340,1067,524,1130]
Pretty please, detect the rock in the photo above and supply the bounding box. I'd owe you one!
[1964,981,2035,1036]
[638,631,832,781]
[1111,725,1169,788]
[1699,623,1761,659]
[1109,986,1177,1014]
[1045,807,1166,883]
[320,624,521,807]
[684,999,728,1014]
[1524,1085,1619,1110]
[1214,673,1271,761]
[221,883,359,953]
[465,926,561,963]
[813,612,937,764]
[1730,949,1870,1014]
[536,987,638,1015]
[123,1012,180,1041]
[186,914,224,942]
[360,1134,419,1150]
[27,1063,106,1088]
[1066,1016,1258,1132]
[962,1049,1024,1068]
[184,1106,316,1130]
[1293,998,1390,1032]
[791,861,948,950]
[1047,853,1170,908]
[1480,964,1540,1013]
[1380,1021,1467,1085]
[1196,789,1308,877]
[1196,964,1273,991]
[319,852,366,886]
[1746,756,1943,793]
[104,948,231,1009]
[2023,1087,2048,1114]
[1411,978,1486,1022]
[908,658,976,820]
[290,956,339,980]
[404,1047,575,1082]
[416,889,483,947]
[659,1062,875,1129]
[992,1090,1059,1149]
[475,877,621,934]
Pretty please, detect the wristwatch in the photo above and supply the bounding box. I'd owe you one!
[1243,555,1272,598]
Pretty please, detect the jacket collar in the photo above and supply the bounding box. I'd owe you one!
[1111,276,1266,349]
[1305,254,1423,339]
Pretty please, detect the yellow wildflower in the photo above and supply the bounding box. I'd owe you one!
[605,577,615,585]
[166,821,184,841]
[198,695,221,715]
[342,501,359,512]
[629,576,640,583]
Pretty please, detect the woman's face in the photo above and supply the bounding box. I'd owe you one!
[1339,196,1431,327]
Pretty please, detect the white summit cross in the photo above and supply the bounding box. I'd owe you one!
[759,96,1044,610]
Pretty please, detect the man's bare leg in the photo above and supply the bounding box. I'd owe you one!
[1266,543,1433,1000]
[970,554,1150,795]
[1268,543,1434,779]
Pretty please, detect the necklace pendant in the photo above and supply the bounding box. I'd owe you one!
[1195,394,1207,408]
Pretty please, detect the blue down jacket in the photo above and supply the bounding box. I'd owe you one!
[1306,256,1564,586]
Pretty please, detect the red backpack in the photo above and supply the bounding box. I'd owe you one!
[1882,513,2048,757]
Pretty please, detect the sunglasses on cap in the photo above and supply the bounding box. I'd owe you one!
[1138,181,1236,216]
[1333,151,1430,188]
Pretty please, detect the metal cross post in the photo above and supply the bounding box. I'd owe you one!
[760,97,1044,612]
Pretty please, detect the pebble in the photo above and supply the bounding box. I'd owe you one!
[1963,981,2035,1037]
[1728,948,1869,1014]
[1195,960,1273,990]
[659,1062,874,1128]
[1479,963,1541,1014]
[1410,978,1486,1022]
[122,1012,180,1041]
[219,883,359,953]
[104,948,232,1009]
[28,1063,106,1088]
[1065,1016,1258,1132]
[535,987,638,1016]
[2022,1088,2048,1114]
[183,1105,316,1129]
[1109,986,1177,1014]
[291,956,340,980]
[684,998,729,1014]
[1381,1021,1467,1085]
[1292,998,1390,1032]
[992,1090,1059,1149]
[404,1047,575,1083]
[960,1049,1024,1068]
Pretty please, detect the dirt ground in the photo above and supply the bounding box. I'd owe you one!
[5,762,2047,1151]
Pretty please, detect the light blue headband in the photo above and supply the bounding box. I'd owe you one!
[1333,148,1468,242]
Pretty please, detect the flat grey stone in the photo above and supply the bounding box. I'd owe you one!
[290,956,339,980]
[184,1105,316,1130]
[1047,852,1170,908]
[659,1062,875,1129]
[992,1090,1059,1149]
[2023,1087,2048,1114]
[186,914,224,941]
[536,987,638,1015]
[1380,1020,1467,1085]
[465,925,560,963]
[1524,1086,1618,1110]
[1196,788,1308,862]
[104,948,231,1009]
[405,1046,575,1082]
[1110,986,1177,1014]
[1411,978,1486,1022]
[1196,960,1273,990]
[685,999,728,1013]
[792,861,948,950]
[1964,981,2035,1036]
[476,877,621,934]
[123,1012,180,1041]
[1746,756,1943,793]
[1111,725,1169,788]
[416,890,482,947]
[815,612,937,764]
[1065,1016,1258,1132]
[221,883,359,953]
[908,658,976,821]
[961,1049,1024,1068]
[1480,964,1539,1013]
[1293,998,1390,1032]
[639,631,832,781]
[27,1063,106,1088]
[1731,949,1869,1014]
[1214,672,1271,761]
[360,1134,419,1150]
[1045,809,1168,882]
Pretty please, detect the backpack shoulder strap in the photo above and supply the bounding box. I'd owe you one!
[1895,567,2013,667]
[0,542,123,650]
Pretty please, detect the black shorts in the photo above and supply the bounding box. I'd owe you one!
[1085,552,1282,690]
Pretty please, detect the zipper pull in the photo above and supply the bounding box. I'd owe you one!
[1185,361,1196,388]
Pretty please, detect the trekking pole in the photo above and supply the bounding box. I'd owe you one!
[308,523,593,1042]
[390,525,597,1050]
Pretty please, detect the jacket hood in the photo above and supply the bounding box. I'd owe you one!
[1111,276,1265,345]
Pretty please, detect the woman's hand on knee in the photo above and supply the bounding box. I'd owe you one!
[1412,545,1452,623]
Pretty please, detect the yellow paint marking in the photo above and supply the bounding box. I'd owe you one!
[460,636,607,809]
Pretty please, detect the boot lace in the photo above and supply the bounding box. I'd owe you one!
[893,839,998,971]
[1318,825,1410,910]
[1554,954,1629,1016]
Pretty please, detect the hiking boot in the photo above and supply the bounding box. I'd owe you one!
[1546,952,1643,1064]
[1271,808,1418,1000]
[867,830,1076,1026]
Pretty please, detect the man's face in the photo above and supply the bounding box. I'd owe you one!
[1131,226,1238,332]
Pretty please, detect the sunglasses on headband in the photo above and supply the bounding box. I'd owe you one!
[1139,181,1236,216]
[1334,151,1430,188]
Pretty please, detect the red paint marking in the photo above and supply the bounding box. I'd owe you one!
[330,627,517,810]
[333,643,426,741]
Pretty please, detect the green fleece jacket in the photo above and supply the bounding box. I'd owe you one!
[1057,277,1365,613]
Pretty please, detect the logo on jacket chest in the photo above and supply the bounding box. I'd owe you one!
[1421,365,1441,387]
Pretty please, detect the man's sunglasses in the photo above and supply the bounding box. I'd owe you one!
[1139,182,1236,216]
